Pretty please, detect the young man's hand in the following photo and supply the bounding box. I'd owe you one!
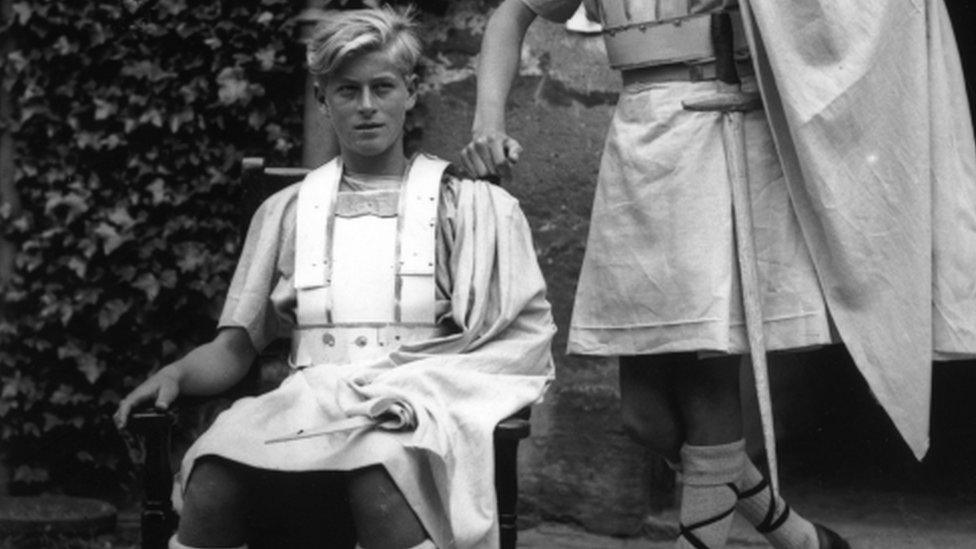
[461,129,523,179]
[114,365,182,429]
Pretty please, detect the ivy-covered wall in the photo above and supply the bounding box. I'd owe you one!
[0,0,482,498]
[0,0,308,494]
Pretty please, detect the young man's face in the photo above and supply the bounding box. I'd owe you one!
[320,49,417,170]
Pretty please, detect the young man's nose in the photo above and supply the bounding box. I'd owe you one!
[357,90,377,113]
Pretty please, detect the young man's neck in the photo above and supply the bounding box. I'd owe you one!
[340,148,408,177]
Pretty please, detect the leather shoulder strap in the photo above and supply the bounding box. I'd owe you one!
[397,154,448,323]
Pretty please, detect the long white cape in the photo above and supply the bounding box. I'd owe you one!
[740,0,976,459]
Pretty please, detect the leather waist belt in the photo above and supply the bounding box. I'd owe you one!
[621,59,754,87]
[290,324,447,368]
[602,11,749,71]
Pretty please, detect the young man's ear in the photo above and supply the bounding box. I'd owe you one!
[314,82,330,116]
[404,73,418,111]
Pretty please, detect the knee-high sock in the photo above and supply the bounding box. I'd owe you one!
[736,459,818,549]
[677,441,745,549]
[168,535,247,549]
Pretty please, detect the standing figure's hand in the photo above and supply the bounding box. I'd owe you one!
[114,366,182,429]
[461,129,523,180]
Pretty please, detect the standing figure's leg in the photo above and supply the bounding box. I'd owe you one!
[174,456,251,549]
[347,465,433,549]
[673,354,745,549]
[675,357,849,549]
[619,353,686,462]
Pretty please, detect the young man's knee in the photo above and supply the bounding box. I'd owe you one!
[182,457,251,519]
[347,466,427,546]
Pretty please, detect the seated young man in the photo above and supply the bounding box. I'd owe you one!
[115,7,555,549]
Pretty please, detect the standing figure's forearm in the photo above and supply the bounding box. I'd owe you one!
[473,0,536,135]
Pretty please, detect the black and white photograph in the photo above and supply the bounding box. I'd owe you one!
[0,1,974,548]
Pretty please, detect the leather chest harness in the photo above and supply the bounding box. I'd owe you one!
[290,155,450,368]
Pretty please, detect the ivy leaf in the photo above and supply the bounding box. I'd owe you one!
[123,0,144,14]
[93,98,118,121]
[216,67,253,106]
[93,222,131,254]
[139,108,164,128]
[45,192,89,219]
[176,245,206,272]
[121,61,176,82]
[43,413,63,432]
[147,178,167,205]
[255,46,276,71]
[133,273,160,302]
[159,0,187,16]
[107,206,136,229]
[67,256,88,278]
[98,299,131,330]
[11,2,31,25]
[76,354,105,384]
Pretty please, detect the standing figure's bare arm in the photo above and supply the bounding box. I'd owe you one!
[461,0,537,178]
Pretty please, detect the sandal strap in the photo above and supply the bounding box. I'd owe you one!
[757,503,792,533]
[738,476,769,499]
[679,505,736,548]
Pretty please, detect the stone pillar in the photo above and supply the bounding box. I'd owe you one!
[297,2,339,169]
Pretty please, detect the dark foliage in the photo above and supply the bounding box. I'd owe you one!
[0,0,306,494]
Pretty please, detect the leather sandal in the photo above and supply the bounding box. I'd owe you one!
[814,523,851,549]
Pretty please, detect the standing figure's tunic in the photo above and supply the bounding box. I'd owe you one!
[526,0,976,458]
[525,0,835,356]
[179,154,556,549]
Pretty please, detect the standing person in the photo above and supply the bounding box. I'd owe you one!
[463,0,973,546]
[116,6,555,549]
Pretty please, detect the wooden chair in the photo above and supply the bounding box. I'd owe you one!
[126,158,531,549]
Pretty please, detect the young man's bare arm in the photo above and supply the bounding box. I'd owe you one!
[114,327,256,427]
[461,0,537,178]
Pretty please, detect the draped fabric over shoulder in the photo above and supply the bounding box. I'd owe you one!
[179,163,555,549]
[740,0,976,459]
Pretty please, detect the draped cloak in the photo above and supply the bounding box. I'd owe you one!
[739,0,976,459]
[178,168,556,549]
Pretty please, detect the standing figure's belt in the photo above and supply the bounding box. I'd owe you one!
[601,10,750,71]
[621,58,754,87]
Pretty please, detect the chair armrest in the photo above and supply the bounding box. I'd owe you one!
[126,406,177,549]
[494,417,530,440]
[493,407,531,440]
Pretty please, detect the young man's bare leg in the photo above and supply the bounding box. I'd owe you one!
[175,456,250,548]
[348,465,431,549]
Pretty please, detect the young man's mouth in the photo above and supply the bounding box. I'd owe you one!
[355,122,384,130]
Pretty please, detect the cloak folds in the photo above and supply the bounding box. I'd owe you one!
[179,173,556,549]
[739,0,976,459]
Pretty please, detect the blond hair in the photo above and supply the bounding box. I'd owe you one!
[307,6,422,81]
